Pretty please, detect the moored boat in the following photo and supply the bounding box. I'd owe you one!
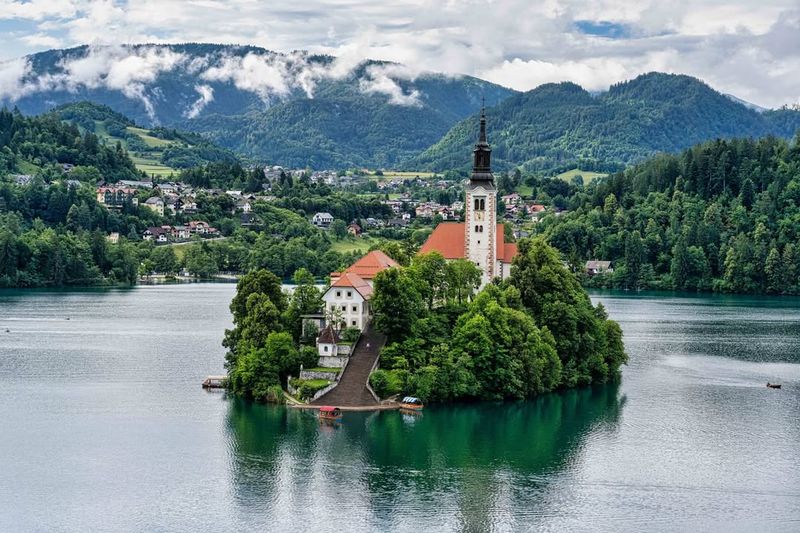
[399,396,424,410]
[319,406,343,421]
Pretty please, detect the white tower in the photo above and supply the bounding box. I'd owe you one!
[464,107,496,286]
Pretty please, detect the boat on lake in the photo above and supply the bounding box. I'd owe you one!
[318,406,343,421]
[399,396,424,411]
[767,382,782,389]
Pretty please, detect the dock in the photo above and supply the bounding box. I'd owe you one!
[202,375,227,389]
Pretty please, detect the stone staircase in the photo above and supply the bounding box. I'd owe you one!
[311,324,385,406]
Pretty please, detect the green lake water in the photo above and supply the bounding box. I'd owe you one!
[0,285,798,532]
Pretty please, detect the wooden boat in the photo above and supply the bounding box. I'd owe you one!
[766,382,782,389]
[318,406,343,421]
[399,396,424,411]
[202,375,227,389]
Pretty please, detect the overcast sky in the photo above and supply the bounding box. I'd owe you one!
[1,0,798,108]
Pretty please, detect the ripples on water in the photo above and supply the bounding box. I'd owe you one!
[0,286,798,532]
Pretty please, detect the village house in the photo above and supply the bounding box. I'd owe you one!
[585,260,613,275]
[96,186,138,208]
[419,108,518,287]
[143,196,165,216]
[501,192,523,206]
[143,226,171,243]
[312,212,334,228]
[348,223,362,237]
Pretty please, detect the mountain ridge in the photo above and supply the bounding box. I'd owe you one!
[410,72,800,172]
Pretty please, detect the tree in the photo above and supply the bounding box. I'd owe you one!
[372,267,424,341]
[329,219,347,239]
[150,246,179,274]
[410,252,448,310]
[765,247,784,294]
[445,259,482,304]
[509,237,627,386]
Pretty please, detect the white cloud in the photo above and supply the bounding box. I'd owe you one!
[0,1,798,108]
[185,84,214,119]
[0,58,32,99]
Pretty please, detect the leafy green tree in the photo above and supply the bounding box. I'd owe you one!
[150,246,179,274]
[329,219,347,239]
[372,267,424,341]
[444,258,482,304]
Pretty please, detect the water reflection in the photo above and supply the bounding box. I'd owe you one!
[224,383,624,530]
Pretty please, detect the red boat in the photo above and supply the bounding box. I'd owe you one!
[318,406,343,421]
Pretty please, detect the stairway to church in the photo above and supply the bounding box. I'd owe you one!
[311,324,385,407]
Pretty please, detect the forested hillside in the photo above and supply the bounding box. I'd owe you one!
[413,73,800,173]
[53,102,239,176]
[0,107,140,181]
[4,44,513,169]
[535,134,800,294]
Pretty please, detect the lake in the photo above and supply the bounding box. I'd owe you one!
[0,285,798,532]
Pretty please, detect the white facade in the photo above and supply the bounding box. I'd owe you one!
[465,182,498,286]
[323,287,370,330]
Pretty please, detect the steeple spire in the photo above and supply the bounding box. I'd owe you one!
[471,103,493,182]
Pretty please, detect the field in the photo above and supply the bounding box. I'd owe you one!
[130,155,178,178]
[329,236,379,254]
[556,169,608,184]
[369,170,436,181]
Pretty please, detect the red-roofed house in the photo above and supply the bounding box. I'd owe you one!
[418,109,518,285]
[329,250,399,287]
[323,251,400,332]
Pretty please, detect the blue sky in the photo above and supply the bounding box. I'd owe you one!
[0,0,798,108]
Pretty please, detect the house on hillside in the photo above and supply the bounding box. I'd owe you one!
[348,223,362,237]
[143,226,171,243]
[96,186,138,208]
[312,212,334,228]
[143,196,165,216]
[585,260,613,275]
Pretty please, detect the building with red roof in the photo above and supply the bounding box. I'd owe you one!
[322,250,400,334]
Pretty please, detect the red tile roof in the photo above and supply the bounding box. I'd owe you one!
[419,222,465,259]
[342,250,399,279]
[331,272,373,299]
[419,223,518,263]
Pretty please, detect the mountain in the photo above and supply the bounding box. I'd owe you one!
[410,73,800,172]
[2,43,515,169]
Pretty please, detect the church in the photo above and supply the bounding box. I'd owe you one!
[419,108,517,286]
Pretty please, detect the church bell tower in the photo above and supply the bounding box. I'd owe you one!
[464,105,496,285]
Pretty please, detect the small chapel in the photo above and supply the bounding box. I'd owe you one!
[419,107,517,286]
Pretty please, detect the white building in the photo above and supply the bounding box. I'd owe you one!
[312,212,334,228]
[323,272,373,331]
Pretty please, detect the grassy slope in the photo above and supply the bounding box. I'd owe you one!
[556,169,607,183]
[329,236,379,254]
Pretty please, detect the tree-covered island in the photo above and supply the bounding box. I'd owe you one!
[222,239,627,405]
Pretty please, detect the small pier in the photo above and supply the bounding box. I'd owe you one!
[202,375,227,389]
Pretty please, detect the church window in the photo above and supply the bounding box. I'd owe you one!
[324,346,329,352]
[479,199,485,210]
